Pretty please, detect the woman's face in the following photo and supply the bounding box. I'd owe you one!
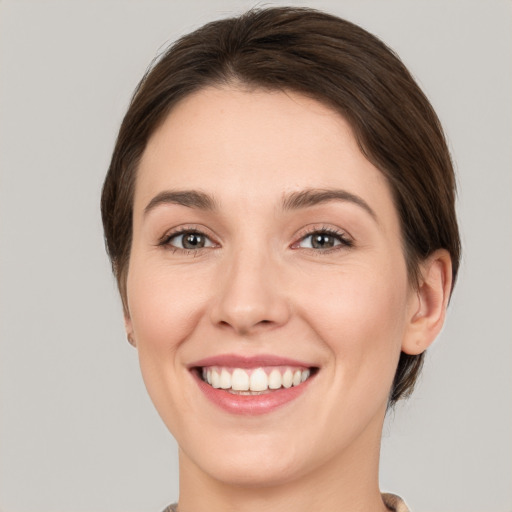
[126,86,417,486]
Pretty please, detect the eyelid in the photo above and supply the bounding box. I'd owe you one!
[156,223,353,253]
[290,224,354,250]
[157,224,220,249]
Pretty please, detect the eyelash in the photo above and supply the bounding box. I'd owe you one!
[293,226,354,253]
[158,227,216,255]
[158,226,354,255]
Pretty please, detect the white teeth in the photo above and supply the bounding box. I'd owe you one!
[231,368,250,391]
[249,368,268,391]
[211,369,221,388]
[201,366,313,392]
[282,369,293,388]
[268,369,282,389]
[220,368,231,389]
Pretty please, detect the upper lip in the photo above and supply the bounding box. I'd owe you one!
[189,354,316,369]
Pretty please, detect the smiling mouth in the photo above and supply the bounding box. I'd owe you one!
[196,366,317,395]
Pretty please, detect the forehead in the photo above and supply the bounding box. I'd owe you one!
[135,86,393,216]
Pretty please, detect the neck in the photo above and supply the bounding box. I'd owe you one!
[177,412,389,512]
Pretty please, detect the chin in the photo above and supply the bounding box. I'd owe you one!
[185,442,311,489]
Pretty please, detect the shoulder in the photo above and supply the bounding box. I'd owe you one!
[164,497,410,512]
[382,493,410,512]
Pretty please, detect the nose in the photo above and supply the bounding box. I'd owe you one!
[210,248,291,336]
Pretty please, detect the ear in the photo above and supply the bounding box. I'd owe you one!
[124,310,136,347]
[402,249,453,355]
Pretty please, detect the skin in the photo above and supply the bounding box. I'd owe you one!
[125,86,452,512]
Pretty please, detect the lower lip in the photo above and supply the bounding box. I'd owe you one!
[192,371,313,415]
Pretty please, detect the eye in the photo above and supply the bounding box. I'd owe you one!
[296,229,353,250]
[164,230,216,250]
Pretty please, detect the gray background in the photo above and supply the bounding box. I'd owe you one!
[1,1,511,511]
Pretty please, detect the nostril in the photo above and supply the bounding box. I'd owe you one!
[215,318,275,334]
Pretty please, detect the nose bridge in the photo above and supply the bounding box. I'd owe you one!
[211,241,290,334]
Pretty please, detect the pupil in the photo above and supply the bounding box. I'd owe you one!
[183,233,204,249]
[312,234,334,248]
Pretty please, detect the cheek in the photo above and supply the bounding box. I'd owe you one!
[125,260,215,426]
[126,260,213,355]
[297,263,409,380]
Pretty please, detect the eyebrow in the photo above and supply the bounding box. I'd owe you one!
[282,188,377,220]
[144,190,218,216]
[143,187,377,220]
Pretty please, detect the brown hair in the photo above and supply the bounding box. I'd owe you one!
[101,6,460,405]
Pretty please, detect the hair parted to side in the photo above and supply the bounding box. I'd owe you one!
[101,6,460,405]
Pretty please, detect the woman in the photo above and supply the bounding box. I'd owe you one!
[101,7,460,512]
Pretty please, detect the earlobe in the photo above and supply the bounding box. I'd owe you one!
[124,312,136,347]
[402,249,453,355]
